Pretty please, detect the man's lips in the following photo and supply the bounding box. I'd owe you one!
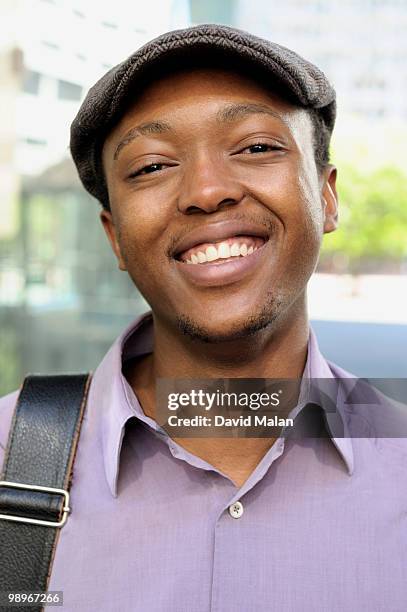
[174,238,271,287]
[180,235,265,264]
[172,219,270,261]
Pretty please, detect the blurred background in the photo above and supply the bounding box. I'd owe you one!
[0,0,406,396]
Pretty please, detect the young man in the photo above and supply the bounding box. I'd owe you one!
[1,24,406,611]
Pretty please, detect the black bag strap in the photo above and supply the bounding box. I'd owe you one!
[0,373,92,611]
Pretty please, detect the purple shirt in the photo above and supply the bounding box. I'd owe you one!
[1,312,406,611]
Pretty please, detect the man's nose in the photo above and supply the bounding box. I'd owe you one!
[177,155,244,214]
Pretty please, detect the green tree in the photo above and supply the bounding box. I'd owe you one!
[321,165,407,273]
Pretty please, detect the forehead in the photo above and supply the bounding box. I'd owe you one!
[130,66,295,109]
[103,66,313,155]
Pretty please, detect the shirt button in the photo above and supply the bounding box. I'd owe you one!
[229,501,244,519]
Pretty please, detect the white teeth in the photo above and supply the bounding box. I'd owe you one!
[218,242,231,258]
[230,243,240,256]
[206,245,218,261]
[184,240,262,264]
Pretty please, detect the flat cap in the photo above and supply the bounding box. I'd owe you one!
[70,23,336,207]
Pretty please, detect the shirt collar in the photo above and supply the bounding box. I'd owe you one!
[92,311,154,498]
[92,315,353,497]
[303,327,354,476]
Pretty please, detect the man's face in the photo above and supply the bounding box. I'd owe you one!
[101,67,338,342]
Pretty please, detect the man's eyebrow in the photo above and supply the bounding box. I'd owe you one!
[113,120,172,161]
[113,103,288,161]
[216,102,288,125]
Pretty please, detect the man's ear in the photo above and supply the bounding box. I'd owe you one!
[321,164,338,234]
[100,209,127,271]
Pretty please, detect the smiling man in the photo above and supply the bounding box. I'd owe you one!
[1,23,406,612]
[98,55,338,486]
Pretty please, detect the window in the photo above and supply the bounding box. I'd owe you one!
[23,137,47,146]
[42,40,60,50]
[57,80,83,101]
[101,20,117,29]
[22,70,41,95]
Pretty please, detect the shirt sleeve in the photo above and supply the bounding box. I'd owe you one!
[0,390,19,468]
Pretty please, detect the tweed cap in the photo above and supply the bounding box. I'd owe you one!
[70,23,336,207]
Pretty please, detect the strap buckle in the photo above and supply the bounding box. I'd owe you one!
[0,480,70,528]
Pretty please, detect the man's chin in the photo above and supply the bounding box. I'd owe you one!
[175,308,280,344]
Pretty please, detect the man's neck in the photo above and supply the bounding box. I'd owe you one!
[127,302,309,488]
[151,302,309,380]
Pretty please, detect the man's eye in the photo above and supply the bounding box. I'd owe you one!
[243,143,281,154]
[130,163,166,178]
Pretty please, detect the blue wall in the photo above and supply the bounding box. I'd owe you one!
[312,320,407,377]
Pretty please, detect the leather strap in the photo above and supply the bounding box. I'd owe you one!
[0,373,92,611]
